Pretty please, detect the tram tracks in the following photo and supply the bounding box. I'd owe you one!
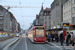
[34,43,57,50]
[35,44,43,50]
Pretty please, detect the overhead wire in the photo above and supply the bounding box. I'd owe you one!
[3,0,49,4]
[19,0,28,29]
[19,0,24,29]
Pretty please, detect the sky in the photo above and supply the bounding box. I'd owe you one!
[0,0,54,30]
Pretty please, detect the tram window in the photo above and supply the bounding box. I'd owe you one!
[36,29,44,37]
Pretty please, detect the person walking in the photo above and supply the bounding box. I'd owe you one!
[66,32,71,46]
[51,33,55,42]
[46,34,47,40]
[55,32,58,42]
[60,32,63,46]
[71,32,74,46]
[47,33,51,42]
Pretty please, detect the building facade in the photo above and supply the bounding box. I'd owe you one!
[0,5,11,32]
[63,0,72,23]
[71,0,75,29]
[72,0,75,25]
[36,15,39,25]
[0,5,17,33]
[36,6,51,30]
[51,0,65,29]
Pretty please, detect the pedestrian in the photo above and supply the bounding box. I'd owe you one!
[60,32,63,46]
[71,32,74,46]
[55,32,58,42]
[47,33,51,42]
[46,34,47,40]
[51,33,55,42]
[66,32,71,46]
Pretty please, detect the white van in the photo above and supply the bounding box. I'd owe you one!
[16,33,19,37]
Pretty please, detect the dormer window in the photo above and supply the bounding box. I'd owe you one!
[45,13,46,15]
[40,12,43,15]
[49,13,51,15]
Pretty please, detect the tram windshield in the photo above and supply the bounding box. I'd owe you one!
[36,29,44,37]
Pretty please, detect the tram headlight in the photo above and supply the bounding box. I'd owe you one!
[34,38,36,40]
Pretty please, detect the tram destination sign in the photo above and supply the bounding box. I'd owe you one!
[36,27,44,29]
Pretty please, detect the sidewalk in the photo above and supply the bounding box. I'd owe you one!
[0,36,13,42]
[0,37,18,50]
[46,41,75,50]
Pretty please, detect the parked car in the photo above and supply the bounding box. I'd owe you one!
[16,33,19,37]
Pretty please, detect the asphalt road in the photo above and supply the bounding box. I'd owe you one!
[8,36,75,50]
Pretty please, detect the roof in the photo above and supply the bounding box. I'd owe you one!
[40,5,43,11]
[9,12,15,19]
[44,8,51,11]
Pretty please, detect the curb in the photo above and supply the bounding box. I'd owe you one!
[46,41,75,49]
[2,38,19,50]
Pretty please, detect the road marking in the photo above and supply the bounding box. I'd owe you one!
[25,37,28,50]
[11,38,21,50]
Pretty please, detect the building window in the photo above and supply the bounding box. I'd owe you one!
[45,21,47,25]
[72,7,75,14]
[72,17,75,23]
[45,26,47,29]
[49,13,51,15]
[40,12,43,15]
[6,12,8,14]
[0,27,2,29]
[53,21,55,25]
[44,13,46,15]
[72,0,75,4]
[6,21,7,24]
[69,1,71,6]
[49,21,51,25]
[45,17,47,20]
[0,17,3,19]
[66,3,68,7]
[64,5,65,9]
[49,26,51,29]
[0,22,3,24]
[40,17,43,19]
[69,10,71,15]
[6,17,8,19]
[64,13,65,17]
[1,12,3,15]
[56,2,59,6]
[49,17,51,20]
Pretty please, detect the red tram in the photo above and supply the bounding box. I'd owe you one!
[28,26,45,43]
